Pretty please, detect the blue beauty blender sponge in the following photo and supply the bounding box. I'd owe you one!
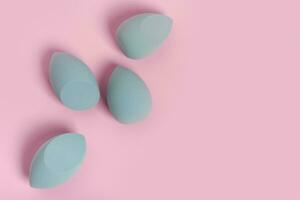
[49,52,100,110]
[107,66,152,124]
[116,13,173,59]
[29,133,86,189]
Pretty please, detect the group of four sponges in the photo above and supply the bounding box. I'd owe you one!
[29,12,173,188]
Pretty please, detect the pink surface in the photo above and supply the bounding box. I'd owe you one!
[0,0,299,199]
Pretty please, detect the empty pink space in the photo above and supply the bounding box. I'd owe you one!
[0,0,299,199]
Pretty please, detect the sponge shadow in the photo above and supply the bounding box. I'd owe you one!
[96,62,117,116]
[40,47,65,99]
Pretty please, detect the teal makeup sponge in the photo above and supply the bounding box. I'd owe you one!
[107,66,152,124]
[116,13,173,59]
[29,133,86,189]
[49,52,100,110]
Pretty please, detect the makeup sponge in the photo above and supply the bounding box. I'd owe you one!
[29,133,86,189]
[116,13,173,59]
[107,66,152,124]
[49,52,100,110]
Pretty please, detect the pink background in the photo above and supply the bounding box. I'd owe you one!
[0,0,299,199]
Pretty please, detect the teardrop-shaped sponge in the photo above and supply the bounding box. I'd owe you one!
[50,52,100,110]
[107,66,152,124]
[29,133,86,189]
[116,13,173,59]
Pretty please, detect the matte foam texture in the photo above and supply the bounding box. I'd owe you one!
[116,13,173,59]
[107,66,152,124]
[49,52,100,110]
[29,133,86,189]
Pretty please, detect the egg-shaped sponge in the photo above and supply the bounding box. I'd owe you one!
[49,52,100,110]
[116,13,173,59]
[29,133,86,189]
[107,66,152,124]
